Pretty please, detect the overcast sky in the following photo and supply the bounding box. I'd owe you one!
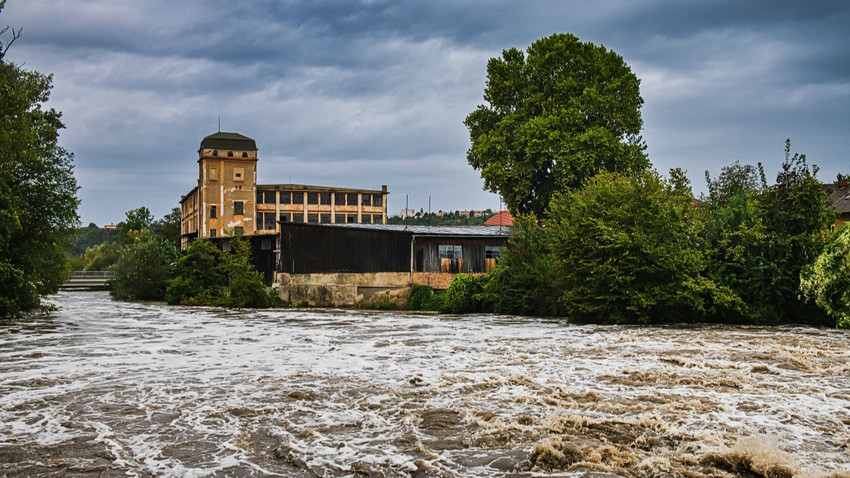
[4,0,849,225]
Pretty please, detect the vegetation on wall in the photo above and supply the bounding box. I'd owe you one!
[0,6,80,317]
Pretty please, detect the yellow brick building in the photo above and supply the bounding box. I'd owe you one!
[180,132,388,248]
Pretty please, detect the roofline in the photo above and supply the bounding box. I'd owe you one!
[180,186,198,203]
[278,221,513,238]
[258,184,388,194]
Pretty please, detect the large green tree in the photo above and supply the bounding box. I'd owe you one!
[0,8,80,317]
[465,33,649,218]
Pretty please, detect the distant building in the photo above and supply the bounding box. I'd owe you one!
[103,223,117,230]
[179,132,389,250]
[483,210,514,227]
[825,179,850,230]
[400,208,415,218]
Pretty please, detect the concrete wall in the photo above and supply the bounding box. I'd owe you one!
[278,271,490,307]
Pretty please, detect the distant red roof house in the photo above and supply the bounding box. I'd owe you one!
[484,210,514,226]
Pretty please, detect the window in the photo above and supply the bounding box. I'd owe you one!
[261,238,272,250]
[373,194,383,207]
[241,152,248,158]
[279,213,290,222]
[234,201,244,215]
[257,190,274,204]
[320,213,331,224]
[210,205,217,218]
[280,192,291,204]
[362,214,372,224]
[334,193,346,205]
[485,246,503,259]
[373,214,384,224]
[234,168,244,181]
[439,245,463,259]
[234,227,243,235]
[293,213,304,223]
[335,214,345,223]
[265,212,276,230]
[210,229,217,238]
[320,192,331,205]
[227,151,234,157]
[209,167,218,181]
[212,150,219,156]
[307,192,319,204]
[292,192,303,205]
[362,194,372,206]
[347,214,357,223]
[307,213,318,224]
[256,212,263,226]
[347,193,358,205]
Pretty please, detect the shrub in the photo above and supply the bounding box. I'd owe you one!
[440,274,488,314]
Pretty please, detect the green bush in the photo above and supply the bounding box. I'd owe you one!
[800,224,850,328]
[440,274,488,314]
[408,285,434,310]
[109,230,179,301]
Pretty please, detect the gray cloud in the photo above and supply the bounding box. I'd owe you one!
[3,0,848,223]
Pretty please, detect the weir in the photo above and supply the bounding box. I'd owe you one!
[61,271,114,290]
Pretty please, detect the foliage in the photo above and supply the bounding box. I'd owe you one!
[547,170,741,324]
[702,140,834,325]
[165,239,223,305]
[481,215,562,316]
[800,225,850,328]
[465,33,649,218]
[166,236,275,308]
[0,34,80,317]
[69,223,119,257]
[109,230,179,301]
[388,209,494,226]
[408,285,435,310]
[151,207,181,246]
[69,241,121,272]
[118,207,154,244]
[440,273,488,314]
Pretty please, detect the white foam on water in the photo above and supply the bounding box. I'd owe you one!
[1,291,848,476]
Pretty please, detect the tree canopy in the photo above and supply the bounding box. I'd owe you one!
[0,13,80,317]
[465,33,649,218]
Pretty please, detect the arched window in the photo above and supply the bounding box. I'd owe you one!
[227,151,234,157]
[242,152,248,158]
[212,150,218,156]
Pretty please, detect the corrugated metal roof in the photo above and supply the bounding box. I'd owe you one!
[281,222,514,237]
[199,132,257,151]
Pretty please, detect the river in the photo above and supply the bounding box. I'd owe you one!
[0,291,848,477]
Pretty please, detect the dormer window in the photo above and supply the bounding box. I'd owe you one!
[212,150,219,156]
[242,152,248,158]
[227,151,234,157]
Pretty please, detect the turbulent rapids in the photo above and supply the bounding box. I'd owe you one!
[1,291,849,477]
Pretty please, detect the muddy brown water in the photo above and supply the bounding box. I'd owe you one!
[0,291,848,477]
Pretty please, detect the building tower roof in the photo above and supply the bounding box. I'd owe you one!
[199,132,257,151]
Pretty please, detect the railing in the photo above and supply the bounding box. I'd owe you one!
[62,271,115,290]
[70,271,115,278]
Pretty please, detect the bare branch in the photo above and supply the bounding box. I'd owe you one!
[0,24,22,61]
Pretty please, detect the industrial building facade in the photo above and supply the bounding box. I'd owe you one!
[180,132,388,249]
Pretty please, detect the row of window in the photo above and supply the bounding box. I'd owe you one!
[438,245,503,260]
[255,211,385,229]
[212,201,386,222]
[257,191,383,207]
[211,150,249,158]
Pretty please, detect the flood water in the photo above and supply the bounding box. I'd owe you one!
[1,291,849,477]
